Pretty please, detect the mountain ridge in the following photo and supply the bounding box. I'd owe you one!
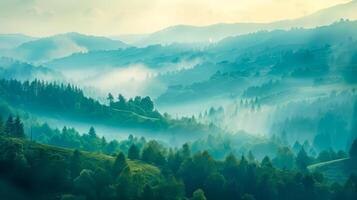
[117,0,357,46]
[0,32,129,63]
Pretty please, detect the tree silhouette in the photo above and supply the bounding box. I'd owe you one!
[296,148,310,171]
[112,152,128,178]
[128,144,140,160]
[4,115,14,135]
[70,149,82,180]
[13,116,25,138]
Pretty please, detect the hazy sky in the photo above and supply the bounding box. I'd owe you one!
[0,0,350,36]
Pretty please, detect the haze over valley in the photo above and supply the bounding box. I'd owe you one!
[1,1,357,200]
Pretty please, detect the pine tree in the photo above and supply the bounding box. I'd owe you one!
[88,126,96,138]
[107,93,114,106]
[128,144,140,160]
[70,149,82,179]
[4,115,14,136]
[100,136,107,152]
[112,152,128,178]
[13,116,25,138]
[181,143,191,160]
[296,148,310,171]
[248,151,255,162]
[261,156,273,168]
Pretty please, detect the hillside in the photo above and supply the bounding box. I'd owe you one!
[308,158,357,183]
[0,57,63,81]
[0,136,160,179]
[0,79,216,139]
[156,20,357,104]
[0,34,36,49]
[2,32,129,63]
[281,0,357,28]
[45,44,204,70]
[0,135,162,199]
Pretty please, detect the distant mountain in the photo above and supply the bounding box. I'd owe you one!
[280,0,357,28]
[0,33,36,49]
[129,0,357,46]
[42,21,357,102]
[0,57,63,81]
[156,20,357,104]
[111,34,148,45]
[132,23,265,46]
[211,20,357,61]
[45,44,205,70]
[1,32,129,63]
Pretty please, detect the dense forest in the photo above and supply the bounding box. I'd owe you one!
[0,79,213,135]
[1,116,357,200]
[0,79,164,127]
[1,130,357,200]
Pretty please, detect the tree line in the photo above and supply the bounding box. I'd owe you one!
[0,115,25,138]
[1,134,357,200]
[0,79,212,133]
[0,79,166,129]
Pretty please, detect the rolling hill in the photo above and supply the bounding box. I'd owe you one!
[308,157,357,183]
[0,34,36,49]
[0,57,63,81]
[120,0,357,46]
[0,136,162,200]
[156,20,357,104]
[1,32,129,63]
[0,135,160,175]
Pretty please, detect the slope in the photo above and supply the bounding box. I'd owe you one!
[308,158,357,183]
[0,135,161,181]
[2,32,129,63]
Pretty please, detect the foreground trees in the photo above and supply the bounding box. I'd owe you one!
[0,115,25,138]
[128,144,140,160]
[0,115,357,199]
[1,135,357,200]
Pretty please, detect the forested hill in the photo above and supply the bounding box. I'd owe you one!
[1,135,357,200]
[0,79,210,132]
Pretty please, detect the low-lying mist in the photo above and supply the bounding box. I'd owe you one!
[34,113,209,147]
[55,58,202,99]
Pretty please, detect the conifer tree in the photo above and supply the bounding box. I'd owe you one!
[4,115,14,135]
[88,126,96,138]
[13,116,25,138]
[128,144,140,160]
[70,149,82,179]
[296,148,310,171]
[112,152,128,178]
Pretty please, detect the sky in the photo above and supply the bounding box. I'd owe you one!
[0,0,351,37]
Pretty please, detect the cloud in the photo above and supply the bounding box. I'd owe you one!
[0,0,350,36]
